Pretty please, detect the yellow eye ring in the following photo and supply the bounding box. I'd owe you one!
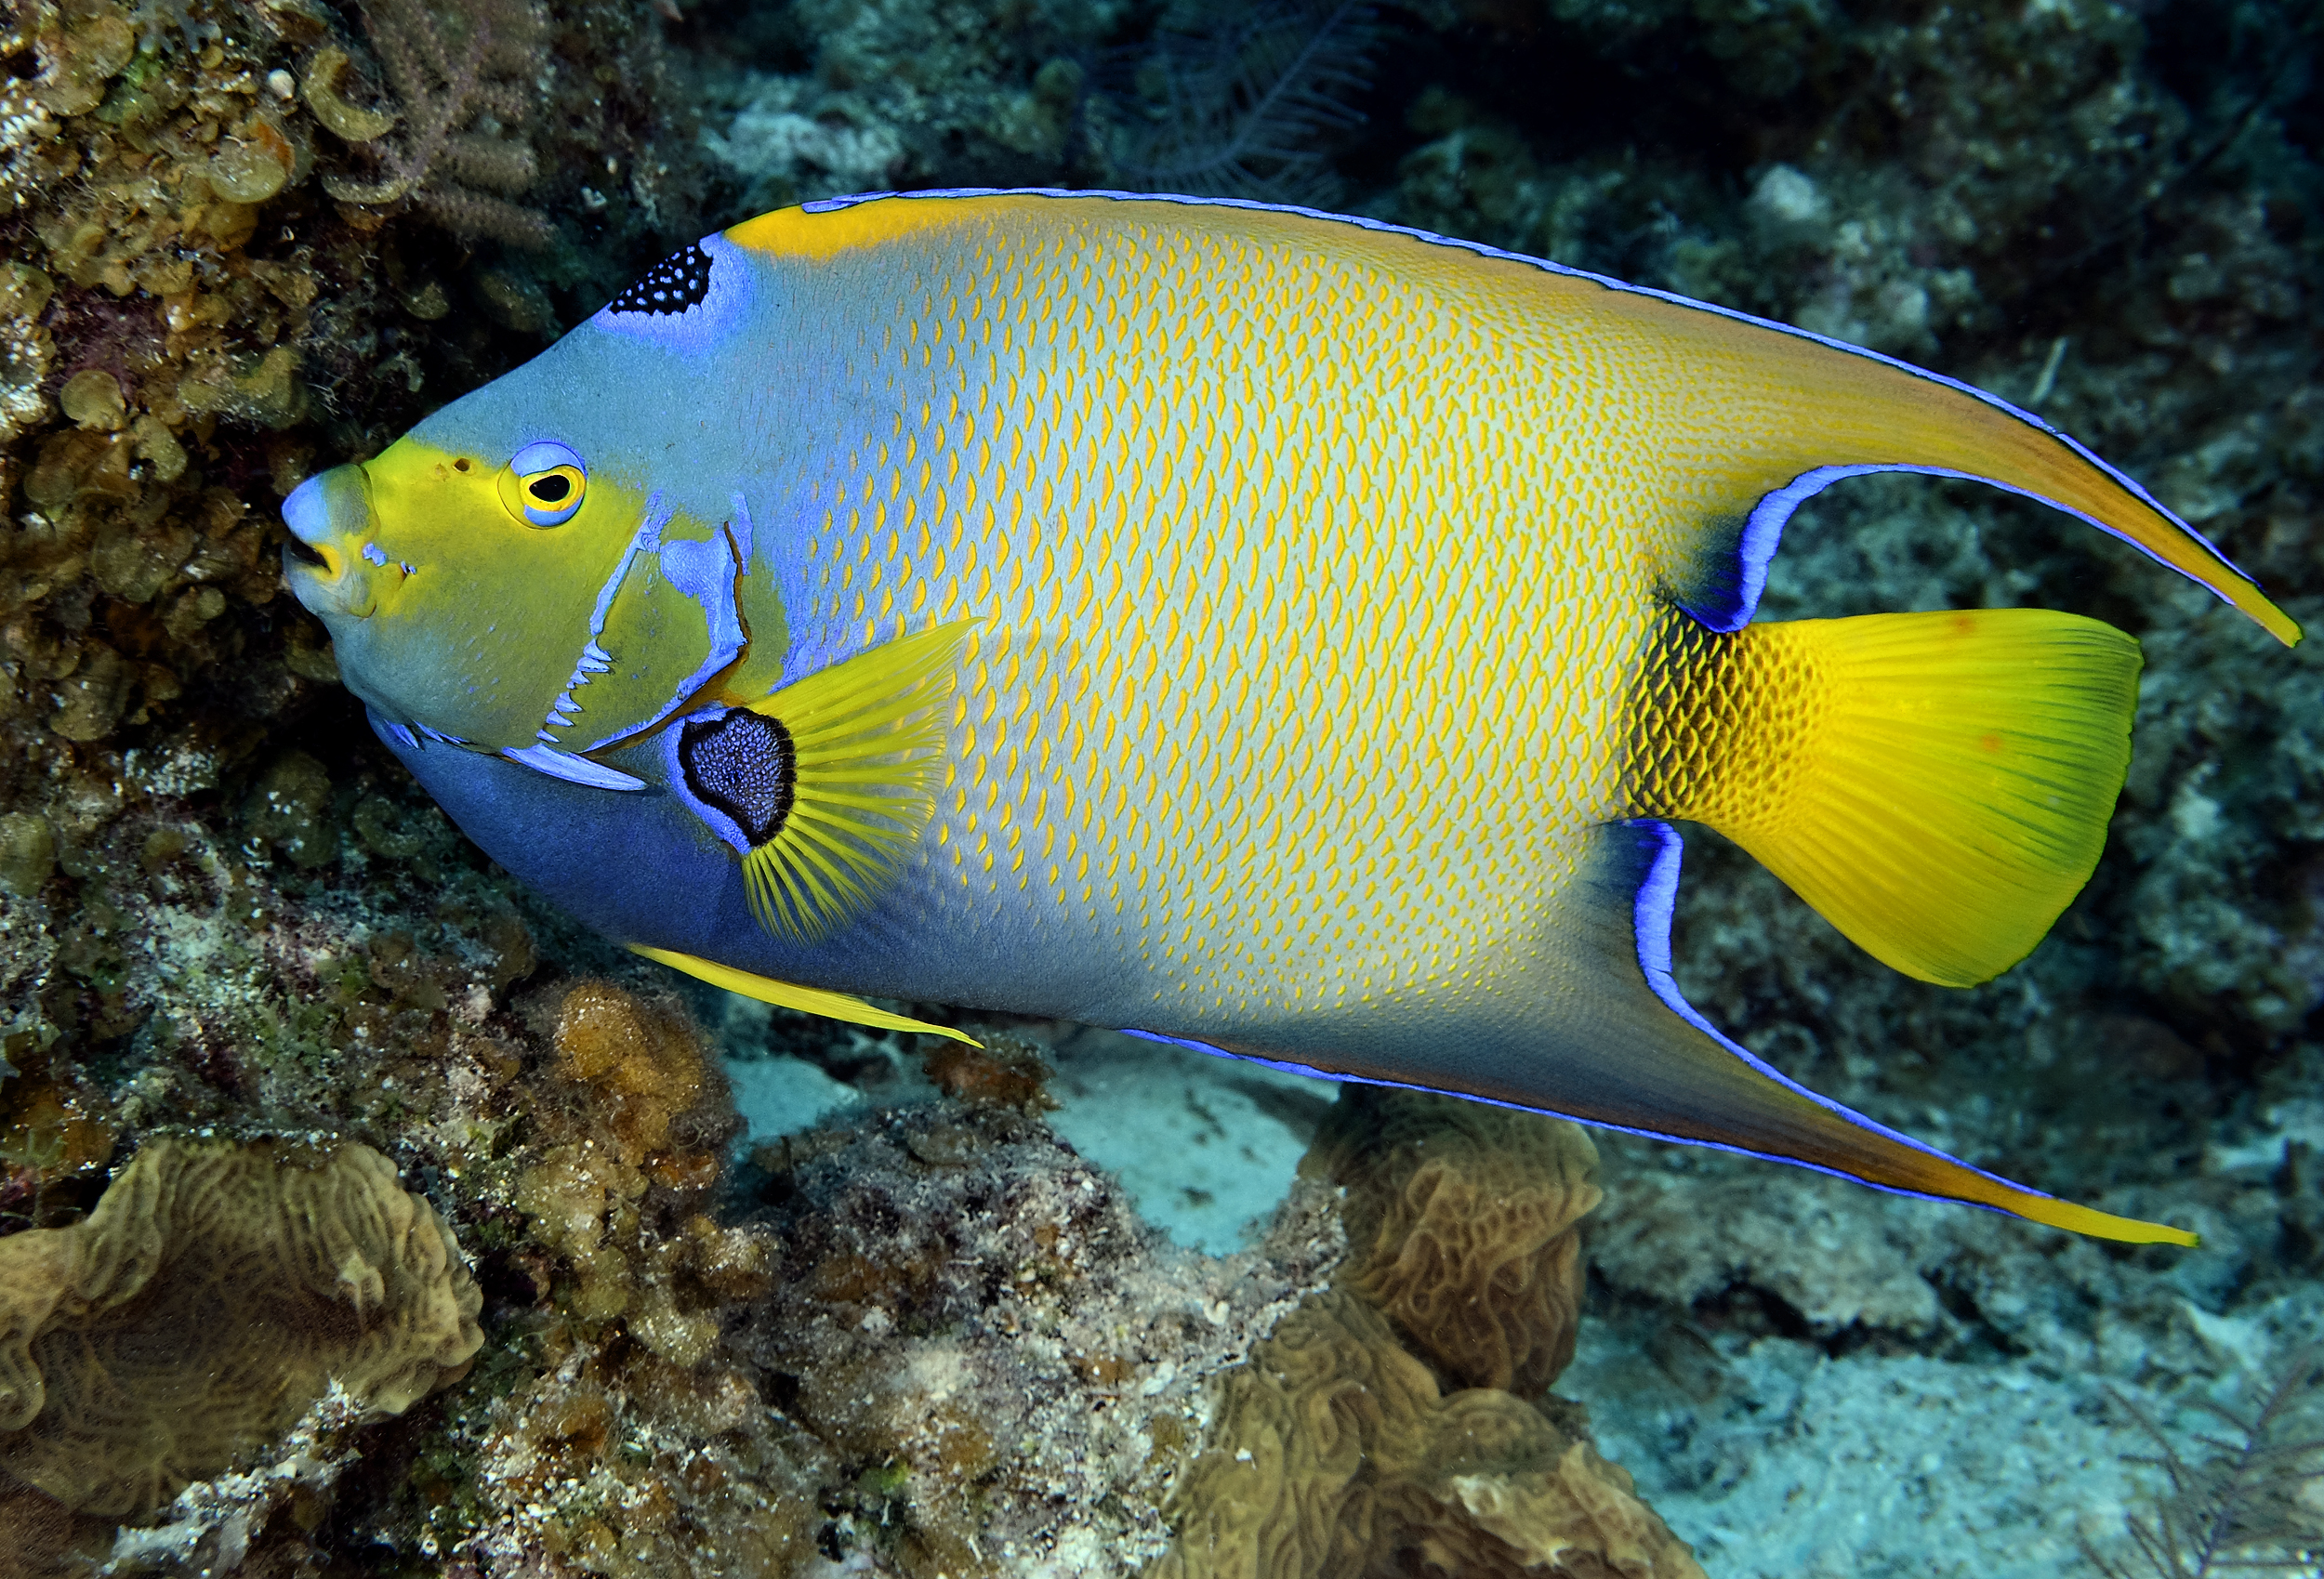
[499,441,588,527]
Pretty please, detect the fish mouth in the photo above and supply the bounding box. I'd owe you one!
[283,533,336,576]
[281,538,376,619]
[281,467,376,619]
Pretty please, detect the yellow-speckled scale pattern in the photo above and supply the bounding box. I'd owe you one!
[1623,611,1825,839]
[727,195,1715,1039]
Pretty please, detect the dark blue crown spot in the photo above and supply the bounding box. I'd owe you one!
[606,243,714,317]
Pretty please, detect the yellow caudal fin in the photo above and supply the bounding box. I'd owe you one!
[1630,606,2141,987]
[631,944,982,1046]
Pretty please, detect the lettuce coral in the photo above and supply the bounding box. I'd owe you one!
[1158,1088,1698,1578]
[1308,1086,1603,1396]
[0,1135,482,1519]
[1157,1290,1702,1579]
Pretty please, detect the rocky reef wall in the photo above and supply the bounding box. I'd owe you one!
[1,0,2318,1574]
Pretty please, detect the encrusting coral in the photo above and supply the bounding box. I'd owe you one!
[0,1135,482,1518]
[348,977,813,1576]
[1155,1088,1700,1579]
[0,0,707,972]
[293,992,1340,1578]
[510,980,741,1356]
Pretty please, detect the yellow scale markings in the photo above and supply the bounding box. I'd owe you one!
[781,202,1650,1022]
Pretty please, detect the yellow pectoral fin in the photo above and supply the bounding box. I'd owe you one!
[629,945,981,1046]
[733,619,975,942]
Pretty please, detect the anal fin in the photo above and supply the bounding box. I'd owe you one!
[630,944,981,1046]
[1552,822,2196,1246]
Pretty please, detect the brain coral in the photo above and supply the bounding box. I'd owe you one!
[1305,1087,1603,1396]
[1157,1289,1701,1579]
[0,1136,482,1517]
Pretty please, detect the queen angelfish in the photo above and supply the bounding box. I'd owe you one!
[283,191,2303,1245]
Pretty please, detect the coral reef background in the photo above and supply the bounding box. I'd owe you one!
[0,0,2318,1574]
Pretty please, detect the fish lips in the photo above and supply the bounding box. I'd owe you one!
[281,465,406,724]
[282,466,379,621]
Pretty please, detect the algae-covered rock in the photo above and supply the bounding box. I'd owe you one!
[0,812,56,896]
[726,1089,1344,1577]
[0,0,714,934]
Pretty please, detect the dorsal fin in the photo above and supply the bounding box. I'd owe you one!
[729,188,2300,648]
[1553,261,2301,645]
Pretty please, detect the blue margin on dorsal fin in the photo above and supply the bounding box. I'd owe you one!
[1684,458,2241,634]
[789,187,2265,635]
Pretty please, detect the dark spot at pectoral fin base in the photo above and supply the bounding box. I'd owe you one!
[1543,821,2196,1246]
[666,622,972,942]
[679,707,795,845]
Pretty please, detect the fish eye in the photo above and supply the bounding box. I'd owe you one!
[500,440,588,527]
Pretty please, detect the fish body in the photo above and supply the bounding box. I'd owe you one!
[285,191,2300,1243]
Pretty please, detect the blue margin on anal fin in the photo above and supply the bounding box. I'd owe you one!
[1120,820,2196,1244]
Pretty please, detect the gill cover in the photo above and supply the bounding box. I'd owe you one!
[284,433,751,770]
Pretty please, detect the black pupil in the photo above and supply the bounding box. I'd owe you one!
[529,473,573,504]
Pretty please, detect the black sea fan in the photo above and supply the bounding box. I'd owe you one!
[2086,1349,2324,1579]
[1116,0,1383,208]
